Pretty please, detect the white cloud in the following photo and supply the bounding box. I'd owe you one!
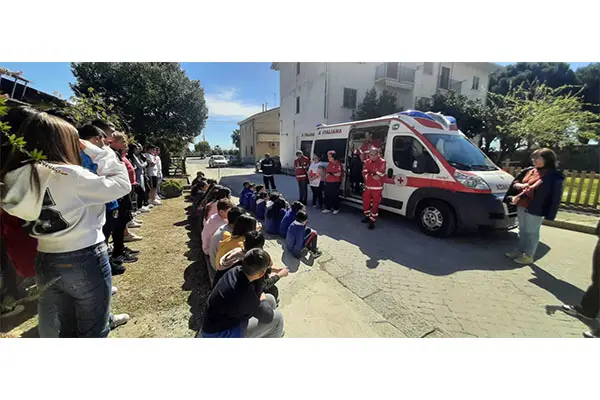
[205,88,263,118]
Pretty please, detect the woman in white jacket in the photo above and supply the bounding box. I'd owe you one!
[0,111,131,338]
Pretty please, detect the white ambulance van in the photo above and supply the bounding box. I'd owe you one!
[305,110,517,238]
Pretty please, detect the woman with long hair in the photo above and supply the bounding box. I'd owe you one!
[128,143,149,212]
[504,148,564,264]
[1,111,131,337]
[323,150,344,215]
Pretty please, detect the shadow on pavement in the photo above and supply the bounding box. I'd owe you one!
[218,172,553,277]
[529,265,585,306]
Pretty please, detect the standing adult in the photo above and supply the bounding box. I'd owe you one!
[294,150,310,205]
[155,147,163,199]
[1,112,131,337]
[504,148,564,264]
[362,147,387,230]
[322,150,343,215]
[144,146,161,206]
[359,132,382,162]
[260,153,277,191]
[308,154,325,209]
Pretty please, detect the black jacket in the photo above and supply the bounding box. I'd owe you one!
[505,167,565,221]
[202,266,274,334]
[260,159,276,176]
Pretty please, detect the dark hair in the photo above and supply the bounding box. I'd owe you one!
[242,248,272,276]
[264,153,270,158]
[328,151,339,161]
[258,192,268,199]
[127,143,140,158]
[244,230,265,250]
[291,201,304,213]
[207,179,217,185]
[248,183,256,189]
[227,207,245,226]
[198,180,208,189]
[269,192,280,202]
[78,124,105,140]
[232,214,257,237]
[45,108,78,126]
[535,148,557,170]
[295,210,308,223]
[1,112,82,196]
[267,198,287,219]
[92,119,116,133]
[243,181,250,187]
[256,184,265,192]
[216,198,233,212]
[1,107,40,171]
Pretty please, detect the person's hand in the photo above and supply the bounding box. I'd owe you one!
[278,269,289,278]
[510,196,519,205]
[373,175,380,180]
[260,293,266,301]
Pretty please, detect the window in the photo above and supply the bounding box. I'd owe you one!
[300,140,313,157]
[313,138,348,164]
[393,136,439,173]
[296,62,300,75]
[342,88,357,109]
[250,145,254,155]
[295,96,300,114]
[439,67,450,90]
[472,76,480,90]
[423,62,434,75]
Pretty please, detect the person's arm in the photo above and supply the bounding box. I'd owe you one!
[76,141,132,205]
[251,296,275,324]
[545,176,564,221]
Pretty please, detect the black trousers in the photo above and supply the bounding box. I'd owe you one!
[263,175,276,191]
[297,179,308,205]
[324,182,341,211]
[134,184,147,209]
[580,240,599,318]
[103,208,118,244]
[112,194,133,258]
[310,184,324,207]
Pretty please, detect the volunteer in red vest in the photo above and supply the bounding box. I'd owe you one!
[322,150,343,215]
[359,132,382,162]
[294,150,310,205]
[362,147,387,230]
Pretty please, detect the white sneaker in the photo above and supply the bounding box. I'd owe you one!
[322,209,331,214]
[127,220,142,229]
[123,232,143,242]
[332,210,340,215]
[109,313,130,329]
[133,218,143,224]
[151,200,163,206]
[139,206,151,213]
[111,286,118,296]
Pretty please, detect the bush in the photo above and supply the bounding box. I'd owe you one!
[160,179,183,198]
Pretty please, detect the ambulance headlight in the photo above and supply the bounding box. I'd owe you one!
[453,171,490,190]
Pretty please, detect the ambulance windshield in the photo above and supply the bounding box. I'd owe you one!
[423,133,497,171]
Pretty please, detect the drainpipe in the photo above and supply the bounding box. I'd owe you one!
[324,63,329,123]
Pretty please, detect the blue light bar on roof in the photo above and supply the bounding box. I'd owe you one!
[399,110,434,120]
[444,116,457,125]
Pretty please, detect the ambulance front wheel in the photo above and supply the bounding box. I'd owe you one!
[416,200,456,238]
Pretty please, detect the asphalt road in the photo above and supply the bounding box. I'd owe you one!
[188,158,598,337]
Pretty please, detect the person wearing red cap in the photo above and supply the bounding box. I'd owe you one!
[294,150,310,205]
[359,132,382,162]
[362,147,386,229]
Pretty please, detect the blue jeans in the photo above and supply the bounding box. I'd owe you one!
[35,242,112,338]
[517,207,544,258]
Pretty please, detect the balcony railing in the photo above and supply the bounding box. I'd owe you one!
[375,63,415,90]
[438,78,463,94]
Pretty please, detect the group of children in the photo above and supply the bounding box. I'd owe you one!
[239,181,322,259]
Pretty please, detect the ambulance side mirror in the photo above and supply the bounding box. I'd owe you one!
[387,168,393,179]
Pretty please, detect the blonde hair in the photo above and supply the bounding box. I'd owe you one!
[111,131,128,143]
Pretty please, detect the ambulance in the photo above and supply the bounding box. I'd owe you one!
[303,110,517,238]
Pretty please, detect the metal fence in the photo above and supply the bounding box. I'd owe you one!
[505,167,600,215]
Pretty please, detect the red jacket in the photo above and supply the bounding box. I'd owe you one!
[1,210,37,277]
[294,155,310,181]
[359,139,382,161]
[325,160,344,183]
[362,157,387,190]
[122,155,137,185]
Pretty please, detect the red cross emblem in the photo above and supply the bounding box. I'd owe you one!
[395,174,407,186]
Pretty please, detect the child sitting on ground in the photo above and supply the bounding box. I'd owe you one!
[265,193,288,235]
[239,181,251,209]
[255,191,269,221]
[279,201,304,237]
[242,183,256,211]
[286,211,322,259]
[250,184,265,214]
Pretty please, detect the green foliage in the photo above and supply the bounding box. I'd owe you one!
[194,140,211,154]
[575,62,600,113]
[70,62,208,154]
[352,89,401,121]
[489,62,577,95]
[231,128,240,149]
[211,145,223,155]
[63,87,123,129]
[160,179,184,198]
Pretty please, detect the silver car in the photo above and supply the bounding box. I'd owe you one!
[208,155,228,168]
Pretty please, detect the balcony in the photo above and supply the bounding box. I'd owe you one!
[437,78,463,94]
[375,63,415,91]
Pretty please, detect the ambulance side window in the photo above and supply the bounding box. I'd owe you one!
[392,136,439,173]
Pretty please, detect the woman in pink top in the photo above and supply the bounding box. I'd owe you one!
[202,199,233,254]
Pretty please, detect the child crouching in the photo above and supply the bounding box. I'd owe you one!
[286,211,322,259]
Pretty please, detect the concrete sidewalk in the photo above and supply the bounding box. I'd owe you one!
[544,211,599,235]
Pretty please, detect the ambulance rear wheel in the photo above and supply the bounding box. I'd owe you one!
[417,200,456,238]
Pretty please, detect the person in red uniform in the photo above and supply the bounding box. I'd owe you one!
[359,132,382,162]
[322,150,343,215]
[362,147,386,230]
[294,150,310,205]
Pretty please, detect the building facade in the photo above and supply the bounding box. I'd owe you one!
[238,107,280,164]
[271,62,500,167]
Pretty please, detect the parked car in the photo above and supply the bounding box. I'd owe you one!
[208,155,228,168]
[228,155,244,166]
[255,156,282,173]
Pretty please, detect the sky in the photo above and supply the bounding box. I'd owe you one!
[0,62,593,148]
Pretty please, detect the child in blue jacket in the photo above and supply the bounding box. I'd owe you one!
[286,211,322,258]
[255,192,268,221]
[239,181,250,209]
[249,184,265,214]
[265,193,287,234]
[279,201,304,237]
[243,184,256,212]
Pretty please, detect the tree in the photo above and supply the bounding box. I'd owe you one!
[489,62,577,96]
[63,87,124,129]
[231,128,240,149]
[70,63,208,154]
[352,88,401,121]
[575,63,600,114]
[489,82,600,150]
[212,145,223,155]
[194,140,211,155]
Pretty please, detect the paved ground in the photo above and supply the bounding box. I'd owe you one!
[189,159,598,338]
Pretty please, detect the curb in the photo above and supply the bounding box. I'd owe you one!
[543,219,596,235]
